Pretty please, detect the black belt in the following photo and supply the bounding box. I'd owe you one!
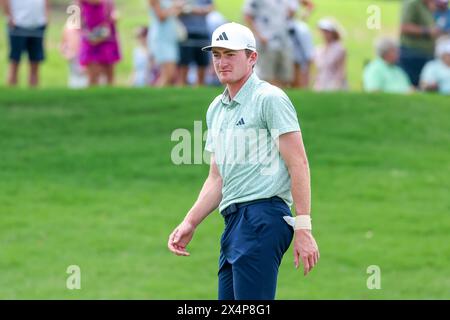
[220,196,284,217]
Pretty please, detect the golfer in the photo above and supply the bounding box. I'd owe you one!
[168,22,319,300]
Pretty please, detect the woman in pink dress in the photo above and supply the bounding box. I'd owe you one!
[79,0,121,86]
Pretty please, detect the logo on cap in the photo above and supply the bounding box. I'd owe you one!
[216,32,229,41]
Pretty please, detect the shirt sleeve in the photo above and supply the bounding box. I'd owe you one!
[204,109,214,153]
[205,97,220,153]
[420,61,438,85]
[261,90,301,140]
[300,25,315,61]
[401,0,416,24]
[288,0,299,11]
[363,62,383,92]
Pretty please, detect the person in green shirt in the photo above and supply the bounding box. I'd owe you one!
[400,0,443,86]
[364,37,413,93]
[168,22,319,300]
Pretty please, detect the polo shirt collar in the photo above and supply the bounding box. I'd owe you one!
[377,57,395,69]
[221,72,259,107]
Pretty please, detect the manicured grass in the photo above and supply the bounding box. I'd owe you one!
[0,88,449,299]
[0,0,400,89]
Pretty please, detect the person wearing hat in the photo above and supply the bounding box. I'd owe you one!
[167,22,319,300]
[313,17,348,91]
[420,36,450,94]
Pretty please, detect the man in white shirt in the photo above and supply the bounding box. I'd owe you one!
[420,37,450,94]
[2,0,49,87]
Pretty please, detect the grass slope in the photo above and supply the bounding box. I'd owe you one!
[0,88,449,299]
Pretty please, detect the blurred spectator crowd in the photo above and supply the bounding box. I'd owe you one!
[1,0,450,94]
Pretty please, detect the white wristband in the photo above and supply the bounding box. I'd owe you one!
[283,215,312,230]
[295,215,312,230]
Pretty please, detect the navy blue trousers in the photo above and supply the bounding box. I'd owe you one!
[399,46,433,87]
[218,197,294,300]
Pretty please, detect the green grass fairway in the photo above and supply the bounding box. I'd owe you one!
[0,88,449,299]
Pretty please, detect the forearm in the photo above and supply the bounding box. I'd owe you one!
[244,14,264,41]
[184,176,222,228]
[289,161,311,216]
[191,4,214,15]
[158,8,176,20]
[323,50,345,70]
[401,24,430,37]
[4,0,11,19]
[421,82,438,91]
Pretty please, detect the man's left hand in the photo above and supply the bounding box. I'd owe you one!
[293,229,320,276]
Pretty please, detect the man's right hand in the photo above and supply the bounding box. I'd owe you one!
[168,220,195,256]
[7,16,15,28]
[429,26,442,39]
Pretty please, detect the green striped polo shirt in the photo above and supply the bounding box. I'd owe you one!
[205,72,301,212]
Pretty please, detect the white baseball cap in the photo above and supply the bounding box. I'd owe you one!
[317,18,337,32]
[317,17,346,38]
[202,22,257,52]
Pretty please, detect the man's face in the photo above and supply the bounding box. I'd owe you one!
[211,48,256,85]
[384,47,399,65]
[436,0,449,10]
[320,29,337,43]
[424,0,437,11]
